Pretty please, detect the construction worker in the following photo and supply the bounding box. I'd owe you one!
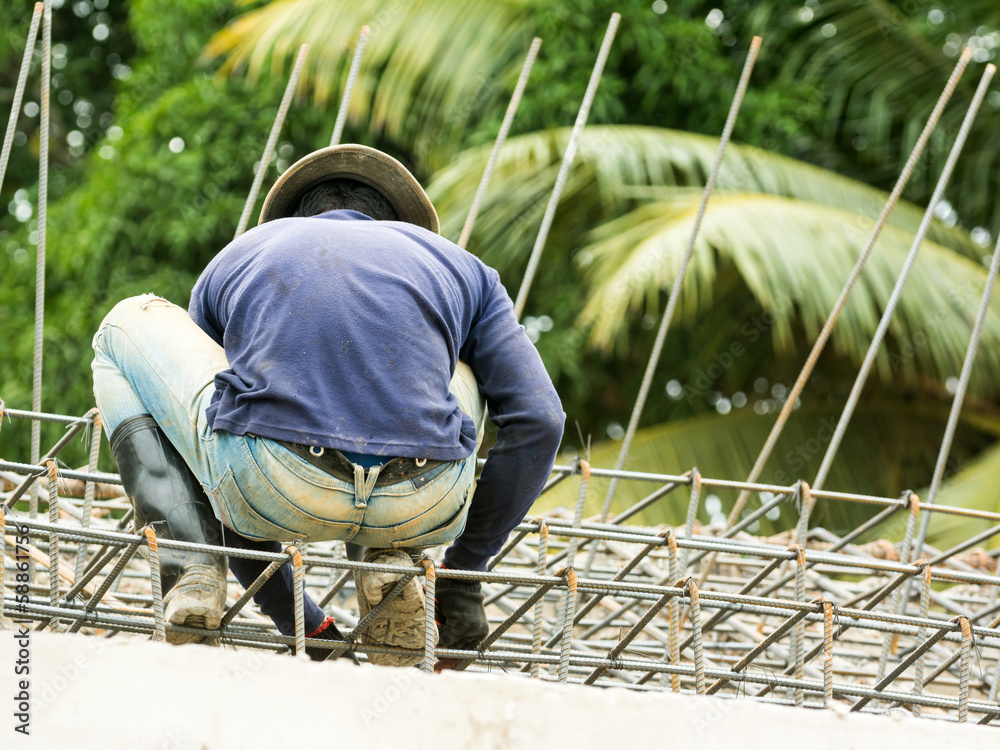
[91,144,565,665]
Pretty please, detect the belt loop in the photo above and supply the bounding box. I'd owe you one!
[353,464,367,508]
[354,464,383,507]
[363,465,382,501]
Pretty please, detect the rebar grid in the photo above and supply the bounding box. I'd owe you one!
[2,3,999,730]
[2,411,998,726]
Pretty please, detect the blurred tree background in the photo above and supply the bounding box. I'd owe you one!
[2,0,1000,545]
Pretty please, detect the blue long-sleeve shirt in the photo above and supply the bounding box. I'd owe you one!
[188,210,564,571]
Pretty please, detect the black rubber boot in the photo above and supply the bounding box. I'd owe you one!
[109,415,228,645]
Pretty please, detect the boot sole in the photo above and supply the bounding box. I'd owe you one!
[356,550,437,667]
[164,564,227,646]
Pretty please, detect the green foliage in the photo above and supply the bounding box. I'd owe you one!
[0,0,330,468]
[1,0,999,537]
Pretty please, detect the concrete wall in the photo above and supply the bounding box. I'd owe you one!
[0,631,994,749]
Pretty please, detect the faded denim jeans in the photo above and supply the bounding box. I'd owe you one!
[92,294,486,550]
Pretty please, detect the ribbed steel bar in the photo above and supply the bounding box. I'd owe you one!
[458,36,541,249]
[584,585,675,685]
[821,599,834,707]
[600,38,762,521]
[67,538,141,633]
[29,0,54,525]
[557,568,577,683]
[512,13,619,318]
[728,47,973,523]
[316,569,352,609]
[329,26,368,146]
[459,579,562,673]
[851,621,951,712]
[812,63,995,492]
[44,460,59,608]
[421,559,436,673]
[959,617,973,722]
[0,3,42,197]
[3,412,1000,725]
[75,411,102,581]
[791,545,807,706]
[4,414,93,510]
[289,545,306,658]
[912,222,1000,562]
[143,527,166,642]
[530,522,548,678]
[220,558,284,629]
[609,478,684,526]
[706,607,813,695]
[234,43,309,237]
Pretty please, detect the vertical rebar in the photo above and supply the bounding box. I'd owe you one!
[421,559,436,673]
[45,459,59,608]
[30,0,53,522]
[558,568,577,683]
[68,538,142,633]
[958,617,972,722]
[0,3,43,197]
[600,36,762,520]
[513,13,620,319]
[821,599,834,708]
[912,562,931,717]
[811,63,995,492]
[876,499,920,684]
[678,469,701,573]
[530,522,549,679]
[330,26,368,147]
[458,37,542,249]
[728,47,973,523]
[565,459,590,571]
[689,579,706,694]
[667,531,681,691]
[144,527,166,643]
[75,410,102,582]
[288,545,306,658]
[791,545,806,707]
[235,43,309,237]
[912,222,1000,562]
[795,481,813,547]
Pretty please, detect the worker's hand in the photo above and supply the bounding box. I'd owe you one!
[434,578,488,650]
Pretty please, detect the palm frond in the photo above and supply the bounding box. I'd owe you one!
[203,0,529,166]
[752,0,1000,230]
[428,126,980,263]
[579,191,1000,400]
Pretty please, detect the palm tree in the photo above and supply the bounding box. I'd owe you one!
[205,0,1000,547]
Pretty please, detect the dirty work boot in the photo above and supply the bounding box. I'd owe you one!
[355,548,437,666]
[110,415,228,645]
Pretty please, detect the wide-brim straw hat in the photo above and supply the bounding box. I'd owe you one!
[258,144,439,233]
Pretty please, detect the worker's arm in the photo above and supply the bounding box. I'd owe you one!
[442,270,565,572]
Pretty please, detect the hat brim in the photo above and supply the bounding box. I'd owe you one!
[258,145,439,233]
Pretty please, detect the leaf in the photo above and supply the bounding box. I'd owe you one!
[579,191,1000,402]
[202,0,531,168]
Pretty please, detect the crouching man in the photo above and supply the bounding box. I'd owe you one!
[91,144,564,664]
